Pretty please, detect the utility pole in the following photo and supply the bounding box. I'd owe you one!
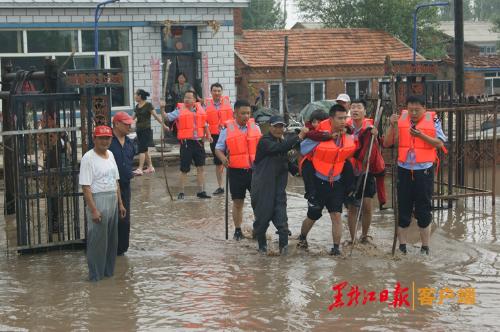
[454,0,465,186]
[282,36,289,124]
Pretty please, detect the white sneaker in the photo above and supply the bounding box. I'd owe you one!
[133,168,143,176]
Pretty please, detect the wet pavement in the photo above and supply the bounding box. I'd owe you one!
[0,167,499,331]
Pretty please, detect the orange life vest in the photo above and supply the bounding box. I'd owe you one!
[176,102,207,140]
[225,118,262,169]
[398,110,438,164]
[347,118,374,174]
[206,96,234,135]
[311,119,356,181]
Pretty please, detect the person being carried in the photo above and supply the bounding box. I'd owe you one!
[383,95,447,255]
[251,115,308,255]
[300,110,331,207]
[214,100,261,241]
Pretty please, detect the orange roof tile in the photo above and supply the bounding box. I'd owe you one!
[235,29,424,68]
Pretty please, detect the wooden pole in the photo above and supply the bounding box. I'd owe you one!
[388,57,400,256]
[282,35,289,125]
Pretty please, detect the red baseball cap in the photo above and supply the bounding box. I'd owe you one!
[113,111,134,125]
[94,125,113,137]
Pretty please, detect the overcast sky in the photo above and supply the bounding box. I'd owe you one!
[285,0,301,28]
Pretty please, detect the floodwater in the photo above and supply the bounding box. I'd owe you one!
[0,166,499,331]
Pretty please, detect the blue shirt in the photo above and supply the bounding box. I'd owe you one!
[109,134,136,183]
[167,106,204,140]
[300,137,342,182]
[215,124,248,152]
[398,118,447,170]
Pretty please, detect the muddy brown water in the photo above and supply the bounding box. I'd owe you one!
[0,167,499,331]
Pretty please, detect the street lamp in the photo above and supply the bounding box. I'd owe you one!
[413,2,449,65]
[94,0,120,69]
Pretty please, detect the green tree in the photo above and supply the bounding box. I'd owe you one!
[242,0,285,30]
[296,0,448,59]
[438,0,473,21]
[471,0,500,21]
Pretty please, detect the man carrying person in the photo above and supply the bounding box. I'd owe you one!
[215,100,261,241]
[79,126,127,282]
[163,90,212,199]
[109,112,136,256]
[251,115,308,254]
[205,83,234,196]
[383,95,447,255]
[297,104,356,256]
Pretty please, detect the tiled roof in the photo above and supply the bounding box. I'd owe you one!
[235,29,424,68]
[0,0,248,8]
[465,55,500,68]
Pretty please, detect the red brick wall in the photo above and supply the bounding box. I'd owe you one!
[464,71,486,96]
[326,80,345,99]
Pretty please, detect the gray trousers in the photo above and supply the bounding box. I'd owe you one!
[86,191,118,282]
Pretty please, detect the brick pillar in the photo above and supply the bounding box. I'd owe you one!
[233,8,243,38]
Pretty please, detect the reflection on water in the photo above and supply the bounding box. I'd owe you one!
[0,169,499,331]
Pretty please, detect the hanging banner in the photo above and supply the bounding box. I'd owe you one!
[202,52,210,99]
[150,57,161,108]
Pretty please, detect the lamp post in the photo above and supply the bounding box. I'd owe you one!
[413,2,449,65]
[94,0,120,69]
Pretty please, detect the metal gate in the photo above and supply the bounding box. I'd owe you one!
[6,92,85,251]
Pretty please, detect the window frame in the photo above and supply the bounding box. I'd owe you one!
[268,80,325,114]
[0,28,133,110]
[344,79,371,99]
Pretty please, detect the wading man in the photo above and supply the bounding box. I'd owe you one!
[205,83,233,196]
[109,112,136,256]
[383,95,447,255]
[80,126,126,282]
[297,105,356,256]
[251,116,308,254]
[164,90,212,199]
[215,100,261,241]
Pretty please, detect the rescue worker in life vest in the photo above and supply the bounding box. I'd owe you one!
[345,99,384,245]
[251,115,309,255]
[214,100,261,241]
[205,83,234,196]
[164,90,212,199]
[383,95,447,255]
[297,104,356,256]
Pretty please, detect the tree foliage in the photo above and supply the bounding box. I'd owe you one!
[242,0,285,30]
[439,0,500,21]
[296,0,448,59]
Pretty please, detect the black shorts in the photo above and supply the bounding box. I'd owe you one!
[136,128,153,153]
[397,166,434,228]
[307,177,345,221]
[209,134,222,166]
[354,173,377,199]
[228,168,252,200]
[180,139,206,173]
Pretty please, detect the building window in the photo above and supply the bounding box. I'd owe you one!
[484,72,500,95]
[270,84,280,110]
[27,30,78,53]
[346,79,371,100]
[81,29,129,52]
[0,29,132,109]
[269,81,325,114]
[0,31,23,53]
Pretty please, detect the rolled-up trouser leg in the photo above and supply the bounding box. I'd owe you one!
[86,191,118,282]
